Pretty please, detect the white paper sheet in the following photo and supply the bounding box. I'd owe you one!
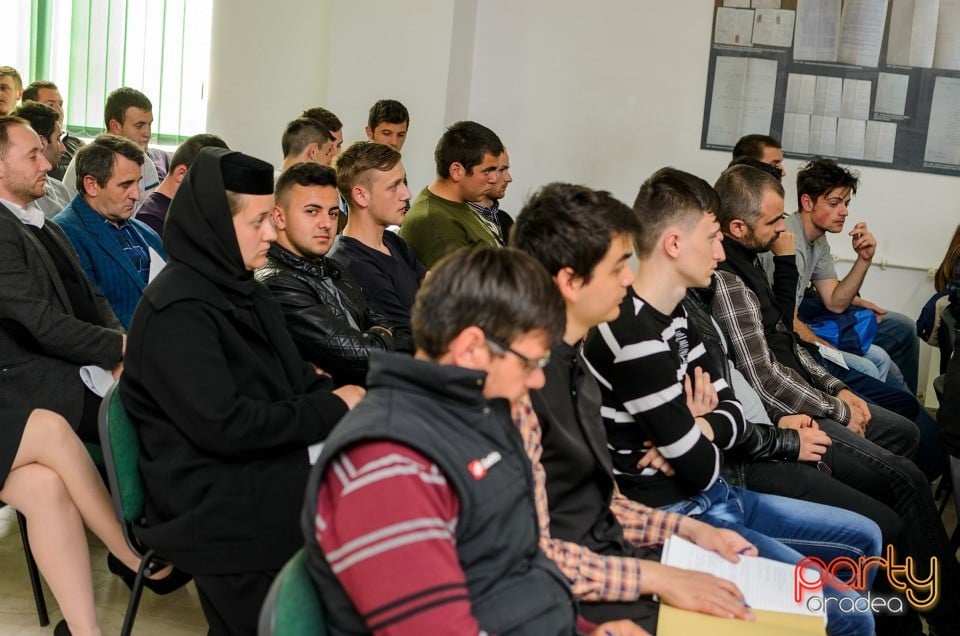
[875,73,910,115]
[810,115,839,155]
[837,0,890,67]
[817,343,850,368]
[148,247,167,282]
[753,9,796,46]
[786,73,817,114]
[840,79,872,120]
[864,120,898,162]
[837,118,867,160]
[793,0,841,62]
[724,0,752,7]
[814,76,843,116]
[924,76,960,165]
[933,0,960,70]
[706,57,778,147]
[782,113,812,154]
[886,0,940,67]
[753,0,783,7]
[716,7,756,45]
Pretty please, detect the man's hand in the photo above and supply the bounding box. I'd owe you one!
[111,360,124,380]
[777,414,818,430]
[678,516,758,563]
[770,230,796,256]
[636,441,675,476]
[853,297,888,323]
[333,385,366,409]
[849,222,876,262]
[797,427,832,462]
[684,367,718,418]
[590,621,650,636]
[642,561,754,621]
[837,389,870,436]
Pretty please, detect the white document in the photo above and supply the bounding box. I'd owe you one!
[753,9,796,46]
[924,76,960,165]
[80,365,116,398]
[716,7,756,45]
[724,0,752,7]
[840,79,872,120]
[933,0,960,70]
[875,73,910,115]
[810,115,839,155]
[814,75,843,116]
[886,0,940,67]
[782,113,812,154]
[793,0,841,62]
[817,343,850,369]
[148,247,167,282]
[706,57,778,147]
[838,0,890,67]
[660,535,826,620]
[308,442,325,465]
[753,0,783,7]
[786,73,817,114]
[837,118,867,159]
[864,121,898,162]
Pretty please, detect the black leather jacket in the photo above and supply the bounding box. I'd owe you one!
[682,289,800,487]
[256,244,414,386]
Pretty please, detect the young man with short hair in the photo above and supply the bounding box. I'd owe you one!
[256,162,412,386]
[0,66,23,116]
[330,141,425,328]
[53,134,166,328]
[12,100,70,217]
[22,80,84,180]
[278,117,334,170]
[302,106,343,163]
[365,99,409,151]
[732,133,785,178]
[398,120,504,267]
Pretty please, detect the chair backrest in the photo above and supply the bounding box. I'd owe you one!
[98,383,145,525]
[258,549,327,636]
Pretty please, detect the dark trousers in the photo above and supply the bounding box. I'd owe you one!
[193,570,277,636]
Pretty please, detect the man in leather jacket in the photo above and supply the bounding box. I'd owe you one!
[256,163,413,386]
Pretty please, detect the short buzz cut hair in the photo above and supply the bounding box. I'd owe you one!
[795,156,859,209]
[74,133,145,192]
[434,120,503,179]
[335,141,402,206]
[0,115,30,160]
[632,168,721,258]
[0,66,23,91]
[412,246,565,359]
[104,87,152,128]
[13,101,59,142]
[732,134,781,161]
[275,161,338,207]
[281,117,333,158]
[169,133,229,172]
[23,80,58,103]
[511,182,640,283]
[714,164,785,233]
[368,99,409,130]
[301,106,343,133]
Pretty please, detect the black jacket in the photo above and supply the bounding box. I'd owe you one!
[256,244,413,386]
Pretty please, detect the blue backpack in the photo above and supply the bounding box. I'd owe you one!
[806,306,878,355]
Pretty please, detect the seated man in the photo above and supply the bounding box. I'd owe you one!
[330,141,425,328]
[22,80,84,181]
[256,163,412,386]
[466,149,513,245]
[0,66,22,116]
[398,121,504,267]
[137,133,229,237]
[304,246,662,636]
[581,168,878,636]
[710,164,960,633]
[732,133,785,179]
[0,116,123,442]
[365,99,409,152]
[54,134,166,329]
[301,106,343,164]
[277,117,334,172]
[12,100,70,217]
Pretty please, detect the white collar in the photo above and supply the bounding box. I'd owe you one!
[0,196,45,228]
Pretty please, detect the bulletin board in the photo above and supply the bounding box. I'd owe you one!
[700,0,960,176]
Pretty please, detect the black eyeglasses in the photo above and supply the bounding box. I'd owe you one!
[484,333,551,372]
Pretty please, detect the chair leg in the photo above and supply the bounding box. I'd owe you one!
[16,511,50,627]
[120,548,155,636]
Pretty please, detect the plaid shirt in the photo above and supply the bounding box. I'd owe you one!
[512,397,682,602]
[711,269,851,424]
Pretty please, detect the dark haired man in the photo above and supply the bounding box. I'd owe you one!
[13,100,70,217]
[301,106,343,163]
[732,133,785,178]
[22,80,84,180]
[0,66,23,116]
[365,99,409,151]
[398,120,504,267]
[279,117,335,171]
[330,141,424,328]
[303,246,647,636]
[62,87,161,207]
[137,133,230,237]
[54,134,166,328]
[256,162,412,387]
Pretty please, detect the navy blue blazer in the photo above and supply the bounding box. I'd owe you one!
[54,195,167,328]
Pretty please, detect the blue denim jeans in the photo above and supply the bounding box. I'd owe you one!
[872,310,920,394]
[660,478,879,636]
[840,344,909,392]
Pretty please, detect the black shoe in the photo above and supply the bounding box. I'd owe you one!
[107,553,191,595]
[53,618,71,635]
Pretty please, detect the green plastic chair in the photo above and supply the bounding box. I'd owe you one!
[258,549,327,635]
[98,382,172,636]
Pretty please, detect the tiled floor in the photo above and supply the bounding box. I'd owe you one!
[0,506,206,635]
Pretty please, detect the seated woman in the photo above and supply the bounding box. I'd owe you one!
[0,408,182,636]
[936,224,960,302]
[119,148,363,635]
